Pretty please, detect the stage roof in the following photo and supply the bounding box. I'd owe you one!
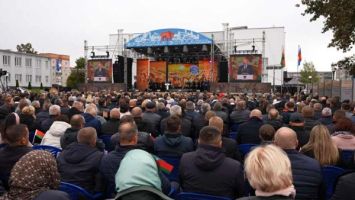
[126,28,212,48]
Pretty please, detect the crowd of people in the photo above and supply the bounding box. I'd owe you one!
[0,90,354,200]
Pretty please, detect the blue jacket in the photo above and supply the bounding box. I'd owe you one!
[284,149,324,200]
[154,132,194,157]
[237,117,264,144]
[83,113,102,135]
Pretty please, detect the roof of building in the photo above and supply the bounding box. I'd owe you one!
[0,49,49,58]
[39,53,70,60]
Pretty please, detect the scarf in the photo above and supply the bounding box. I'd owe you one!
[255,185,296,198]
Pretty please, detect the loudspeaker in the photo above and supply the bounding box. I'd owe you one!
[126,57,133,89]
[113,56,124,83]
[218,61,228,82]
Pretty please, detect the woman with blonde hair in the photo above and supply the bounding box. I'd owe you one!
[238,145,295,200]
[301,124,339,166]
[19,105,36,132]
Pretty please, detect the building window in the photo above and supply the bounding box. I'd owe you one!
[45,60,49,69]
[26,75,32,83]
[3,55,10,66]
[14,57,22,66]
[35,75,41,83]
[25,58,32,67]
[15,74,22,82]
[36,59,41,68]
[45,76,49,83]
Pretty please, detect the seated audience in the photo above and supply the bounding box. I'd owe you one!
[60,114,85,149]
[0,95,14,122]
[330,172,355,200]
[0,125,32,190]
[0,113,20,144]
[1,150,66,199]
[313,103,323,120]
[331,117,355,150]
[160,105,192,138]
[40,105,61,132]
[67,101,83,121]
[301,125,339,166]
[328,110,346,133]
[209,116,241,161]
[230,100,250,125]
[57,127,104,192]
[318,107,332,126]
[100,121,139,198]
[83,103,102,135]
[179,126,244,199]
[259,124,276,145]
[288,113,308,148]
[19,105,36,132]
[302,106,318,133]
[41,115,71,148]
[237,109,264,144]
[131,107,149,132]
[115,149,171,197]
[274,127,324,200]
[155,115,193,156]
[101,108,120,135]
[264,108,283,131]
[142,101,162,137]
[237,145,295,200]
[281,101,296,125]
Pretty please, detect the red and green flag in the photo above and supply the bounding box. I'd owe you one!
[34,129,45,140]
[155,157,174,174]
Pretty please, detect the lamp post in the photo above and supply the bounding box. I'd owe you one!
[308,75,312,97]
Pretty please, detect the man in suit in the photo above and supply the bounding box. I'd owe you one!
[237,57,254,75]
[94,62,107,77]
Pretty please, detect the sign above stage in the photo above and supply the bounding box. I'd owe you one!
[126,28,212,48]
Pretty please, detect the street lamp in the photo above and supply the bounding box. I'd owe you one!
[308,75,312,97]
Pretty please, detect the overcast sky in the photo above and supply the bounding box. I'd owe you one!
[0,0,353,72]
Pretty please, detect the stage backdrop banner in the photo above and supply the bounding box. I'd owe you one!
[87,59,113,83]
[136,59,149,91]
[150,61,166,83]
[168,61,217,87]
[229,54,262,82]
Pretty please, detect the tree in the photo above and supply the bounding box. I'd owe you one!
[27,81,32,90]
[16,43,38,54]
[66,70,85,89]
[40,82,43,90]
[299,62,320,84]
[75,57,86,69]
[15,80,19,88]
[301,0,355,52]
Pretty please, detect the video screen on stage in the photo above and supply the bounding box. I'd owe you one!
[87,59,113,83]
[229,54,262,82]
[168,61,217,87]
[150,61,166,83]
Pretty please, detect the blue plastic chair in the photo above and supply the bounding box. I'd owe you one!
[59,182,102,200]
[159,155,181,182]
[177,192,231,200]
[229,132,237,140]
[99,135,114,152]
[230,123,241,132]
[321,165,345,200]
[238,144,257,157]
[32,145,62,157]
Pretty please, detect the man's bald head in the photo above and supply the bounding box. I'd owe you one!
[274,127,298,150]
[209,116,223,134]
[131,107,142,118]
[250,109,262,119]
[77,127,97,147]
[70,114,85,129]
[110,108,120,119]
[268,108,279,120]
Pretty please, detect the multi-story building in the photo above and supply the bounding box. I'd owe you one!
[0,49,52,88]
[40,53,71,87]
[287,71,333,82]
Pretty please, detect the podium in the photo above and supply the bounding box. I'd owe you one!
[94,77,108,82]
[165,83,171,91]
[237,75,253,80]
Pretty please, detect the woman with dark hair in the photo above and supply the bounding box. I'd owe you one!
[331,117,355,150]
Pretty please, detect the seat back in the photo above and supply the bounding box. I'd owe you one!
[99,135,114,152]
[321,165,345,200]
[238,144,257,157]
[177,192,231,200]
[158,155,181,182]
[59,182,102,200]
[340,150,355,168]
[32,145,62,157]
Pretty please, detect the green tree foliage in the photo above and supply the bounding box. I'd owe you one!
[332,55,355,76]
[75,57,86,69]
[299,62,320,84]
[16,43,38,54]
[27,81,32,90]
[15,80,19,88]
[301,0,355,52]
[66,57,86,88]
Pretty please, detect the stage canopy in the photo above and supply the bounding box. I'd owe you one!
[126,28,222,59]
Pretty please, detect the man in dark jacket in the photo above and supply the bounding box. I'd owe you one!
[40,105,61,132]
[0,125,32,190]
[131,107,149,132]
[0,95,14,122]
[82,104,101,135]
[302,106,318,134]
[229,100,250,125]
[142,101,161,137]
[99,122,139,198]
[288,113,308,148]
[160,105,192,138]
[154,115,193,157]
[331,172,355,200]
[184,101,198,121]
[101,108,120,136]
[67,101,83,121]
[281,101,296,125]
[34,100,51,129]
[209,116,241,161]
[57,127,104,192]
[237,109,264,144]
[191,103,210,140]
[264,108,284,131]
[179,126,244,199]
[274,127,324,200]
[318,107,332,125]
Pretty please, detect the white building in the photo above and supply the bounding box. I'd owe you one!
[0,49,52,88]
[107,24,286,86]
[40,53,71,87]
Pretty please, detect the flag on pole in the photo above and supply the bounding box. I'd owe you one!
[34,129,45,141]
[297,46,302,67]
[154,156,174,174]
[280,47,285,67]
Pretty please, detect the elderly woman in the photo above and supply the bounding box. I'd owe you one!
[237,145,295,200]
[19,106,36,132]
[331,117,355,150]
[0,150,68,200]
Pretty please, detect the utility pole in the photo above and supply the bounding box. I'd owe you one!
[123,38,127,90]
[84,40,88,84]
